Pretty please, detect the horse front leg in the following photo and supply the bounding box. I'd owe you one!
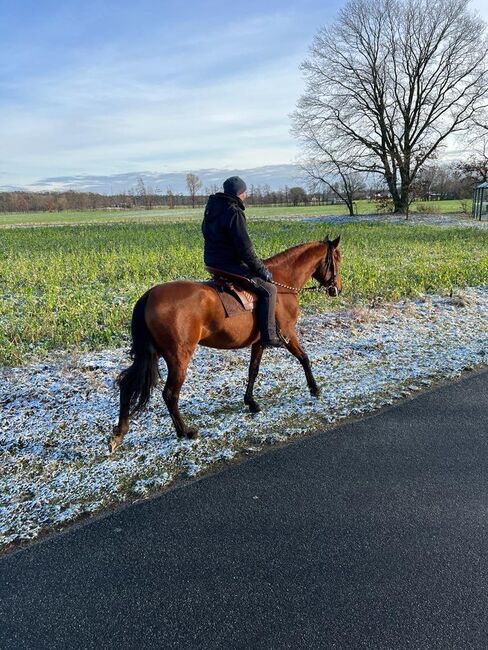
[284,332,320,397]
[244,342,264,413]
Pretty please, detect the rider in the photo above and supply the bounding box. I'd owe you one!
[202,176,283,348]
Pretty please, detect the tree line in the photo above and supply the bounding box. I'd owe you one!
[0,157,486,214]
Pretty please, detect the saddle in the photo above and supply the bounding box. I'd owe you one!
[204,266,258,317]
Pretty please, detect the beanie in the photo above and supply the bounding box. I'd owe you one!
[223,176,247,196]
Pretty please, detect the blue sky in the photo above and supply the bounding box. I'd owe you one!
[1,0,486,189]
[0,0,342,187]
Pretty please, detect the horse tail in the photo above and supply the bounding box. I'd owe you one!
[116,291,160,417]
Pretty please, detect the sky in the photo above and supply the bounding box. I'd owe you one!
[0,0,341,188]
[1,0,487,190]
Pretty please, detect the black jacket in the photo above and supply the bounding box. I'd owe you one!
[201,192,268,278]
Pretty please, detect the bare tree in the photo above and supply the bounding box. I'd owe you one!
[457,117,488,182]
[292,0,488,213]
[186,173,202,208]
[413,163,450,200]
[135,177,147,208]
[166,188,175,209]
[205,183,220,196]
[301,144,366,215]
[458,155,488,183]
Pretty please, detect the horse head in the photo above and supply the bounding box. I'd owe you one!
[312,235,342,297]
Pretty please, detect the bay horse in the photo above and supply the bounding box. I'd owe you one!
[109,234,342,452]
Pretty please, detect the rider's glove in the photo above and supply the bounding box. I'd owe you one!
[262,269,273,282]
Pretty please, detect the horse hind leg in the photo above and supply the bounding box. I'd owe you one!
[109,291,160,453]
[162,354,199,440]
[110,383,132,453]
[109,348,161,453]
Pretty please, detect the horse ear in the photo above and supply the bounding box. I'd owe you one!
[331,235,341,248]
[323,234,330,243]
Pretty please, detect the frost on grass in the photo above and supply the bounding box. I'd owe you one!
[304,213,488,228]
[1,288,488,547]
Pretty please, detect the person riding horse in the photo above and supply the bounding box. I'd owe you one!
[202,176,283,348]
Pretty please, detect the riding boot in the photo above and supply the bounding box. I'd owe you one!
[252,279,283,347]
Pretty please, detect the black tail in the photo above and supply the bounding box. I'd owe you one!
[116,291,160,417]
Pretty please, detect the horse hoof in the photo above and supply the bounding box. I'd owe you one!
[108,424,127,453]
[247,400,261,414]
[185,428,200,440]
[108,436,121,453]
[310,386,321,398]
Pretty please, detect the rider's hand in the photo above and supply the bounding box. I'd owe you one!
[262,269,273,282]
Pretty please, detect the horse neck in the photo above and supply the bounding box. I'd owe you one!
[267,242,326,289]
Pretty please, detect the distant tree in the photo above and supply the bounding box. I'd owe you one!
[301,148,366,216]
[153,186,163,207]
[205,183,220,196]
[264,184,272,202]
[459,157,488,184]
[186,173,202,208]
[135,177,147,208]
[288,186,308,206]
[166,188,175,209]
[293,0,488,214]
[284,185,290,205]
[413,163,453,200]
[127,188,136,208]
[457,119,488,183]
[247,184,257,205]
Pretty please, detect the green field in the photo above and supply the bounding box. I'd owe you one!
[0,199,473,227]
[1,218,487,366]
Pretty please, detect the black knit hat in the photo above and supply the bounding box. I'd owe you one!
[223,176,247,196]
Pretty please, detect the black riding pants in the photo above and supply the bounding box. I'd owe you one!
[210,263,278,341]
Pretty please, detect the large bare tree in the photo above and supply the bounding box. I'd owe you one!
[292,0,488,213]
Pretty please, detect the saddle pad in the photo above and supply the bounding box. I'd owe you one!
[204,280,257,318]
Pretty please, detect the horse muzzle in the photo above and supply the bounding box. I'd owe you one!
[327,286,340,297]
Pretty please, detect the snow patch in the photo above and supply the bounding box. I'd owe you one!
[1,288,488,547]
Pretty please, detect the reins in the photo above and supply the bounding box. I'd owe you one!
[268,241,338,295]
[270,279,326,294]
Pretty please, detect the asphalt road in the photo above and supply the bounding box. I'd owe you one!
[1,368,488,649]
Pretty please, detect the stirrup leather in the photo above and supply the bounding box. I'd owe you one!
[277,330,290,345]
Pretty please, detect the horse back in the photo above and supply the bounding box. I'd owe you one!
[145,280,228,328]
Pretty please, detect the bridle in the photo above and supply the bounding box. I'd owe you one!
[269,243,339,295]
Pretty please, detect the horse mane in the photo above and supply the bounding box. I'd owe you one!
[264,241,324,269]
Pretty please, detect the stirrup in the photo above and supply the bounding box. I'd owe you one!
[261,330,289,348]
[261,337,284,348]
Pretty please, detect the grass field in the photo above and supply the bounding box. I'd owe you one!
[0,199,473,227]
[1,218,487,366]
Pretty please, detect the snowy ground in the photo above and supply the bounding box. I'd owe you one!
[1,288,488,548]
[305,213,488,228]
